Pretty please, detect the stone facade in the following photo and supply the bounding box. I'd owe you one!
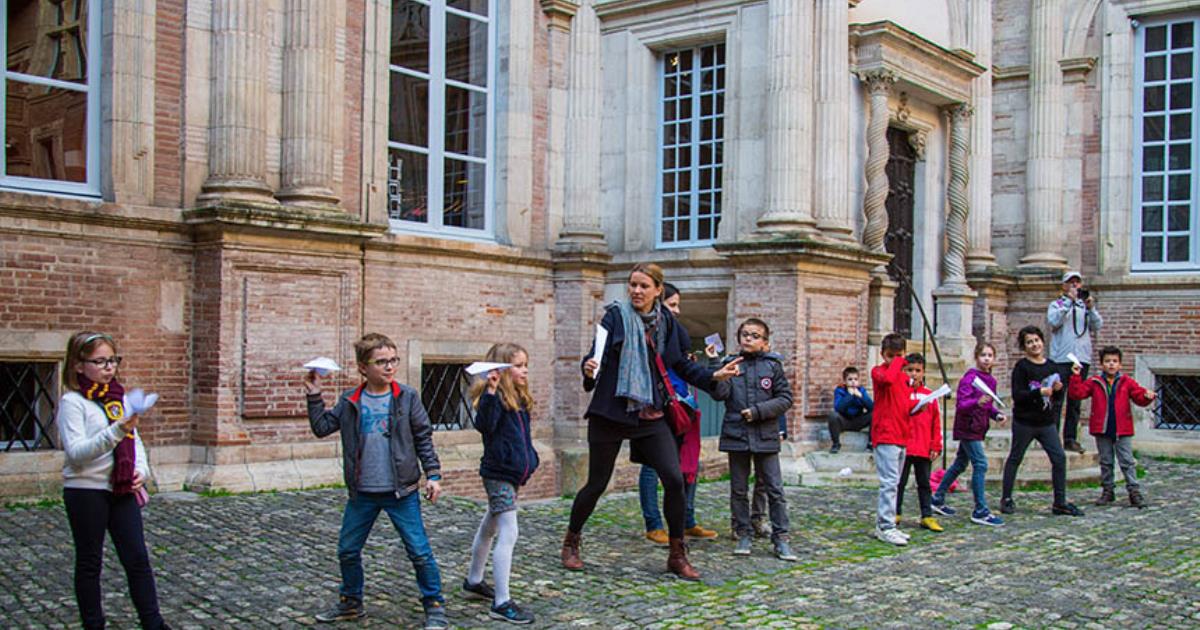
[2,0,1199,500]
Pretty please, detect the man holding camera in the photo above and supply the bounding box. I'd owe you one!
[1047,271,1103,454]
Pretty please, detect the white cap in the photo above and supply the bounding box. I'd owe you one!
[1062,270,1082,283]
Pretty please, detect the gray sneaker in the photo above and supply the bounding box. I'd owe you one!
[752,519,772,538]
[733,535,753,555]
[315,595,365,623]
[423,603,449,630]
[774,540,798,562]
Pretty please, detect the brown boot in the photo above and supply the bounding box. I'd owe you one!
[561,531,583,571]
[667,537,700,581]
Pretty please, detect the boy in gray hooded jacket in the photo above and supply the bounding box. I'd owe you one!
[713,318,796,561]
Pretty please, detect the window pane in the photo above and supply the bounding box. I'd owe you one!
[1170,82,1193,110]
[1142,236,1164,262]
[1168,235,1190,261]
[1169,174,1190,200]
[1169,143,1190,170]
[442,158,485,229]
[1144,145,1164,172]
[1169,204,1191,231]
[1146,56,1166,81]
[1143,175,1164,201]
[1171,53,1193,79]
[389,73,429,146]
[5,80,88,182]
[392,1,430,72]
[388,149,428,223]
[448,0,488,16]
[1146,115,1166,141]
[1145,85,1165,111]
[1169,114,1189,139]
[1172,22,1194,49]
[1143,206,1164,231]
[444,85,486,158]
[446,13,488,87]
[1147,26,1168,52]
[5,0,88,84]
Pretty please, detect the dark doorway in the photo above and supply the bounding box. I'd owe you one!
[884,126,916,338]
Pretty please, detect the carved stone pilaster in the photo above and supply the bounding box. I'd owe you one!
[859,70,895,254]
[277,0,340,208]
[1020,0,1068,269]
[966,0,997,271]
[558,0,605,246]
[813,0,852,239]
[541,0,579,32]
[942,103,972,287]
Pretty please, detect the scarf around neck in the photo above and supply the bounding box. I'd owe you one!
[78,375,136,495]
[615,300,666,412]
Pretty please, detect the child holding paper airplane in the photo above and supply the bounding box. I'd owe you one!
[56,331,169,630]
[931,342,1007,526]
[1000,326,1084,518]
[461,343,540,624]
[895,354,944,533]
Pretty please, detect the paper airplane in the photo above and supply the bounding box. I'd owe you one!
[125,388,158,416]
[465,362,512,376]
[304,357,342,376]
[910,383,952,415]
[971,377,1005,408]
[704,333,724,354]
[1066,352,1083,368]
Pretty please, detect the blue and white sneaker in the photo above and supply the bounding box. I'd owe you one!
[971,511,1005,527]
[490,600,534,625]
[930,501,956,517]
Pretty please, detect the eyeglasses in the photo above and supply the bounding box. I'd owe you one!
[82,356,122,368]
[739,331,765,340]
[370,358,401,368]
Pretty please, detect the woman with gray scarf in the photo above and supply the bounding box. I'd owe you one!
[561,263,742,580]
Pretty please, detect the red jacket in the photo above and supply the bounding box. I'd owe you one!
[905,385,943,459]
[1068,372,1153,437]
[870,356,911,447]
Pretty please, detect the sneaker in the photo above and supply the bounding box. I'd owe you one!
[1064,439,1086,454]
[423,603,449,630]
[830,443,841,454]
[1095,487,1115,506]
[733,535,753,555]
[461,578,494,601]
[865,444,873,452]
[874,527,908,546]
[774,540,798,562]
[1000,496,1016,515]
[971,511,1005,527]
[315,595,366,623]
[1051,502,1085,517]
[894,515,902,525]
[644,528,669,545]
[752,519,772,539]
[1128,488,1147,509]
[919,516,944,532]
[490,600,534,625]
[931,501,956,517]
[895,528,911,541]
[684,525,719,539]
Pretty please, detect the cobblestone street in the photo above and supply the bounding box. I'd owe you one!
[3,458,1199,629]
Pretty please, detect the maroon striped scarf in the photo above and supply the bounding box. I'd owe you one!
[78,375,136,496]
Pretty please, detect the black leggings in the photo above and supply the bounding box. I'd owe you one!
[569,422,686,538]
[63,488,165,630]
[897,455,932,518]
[1002,421,1067,506]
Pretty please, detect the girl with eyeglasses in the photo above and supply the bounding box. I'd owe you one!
[57,331,169,629]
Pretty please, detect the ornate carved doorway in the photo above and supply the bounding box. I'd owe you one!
[884,126,915,337]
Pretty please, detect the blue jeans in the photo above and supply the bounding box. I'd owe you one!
[337,491,443,607]
[934,440,989,516]
[638,465,697,531]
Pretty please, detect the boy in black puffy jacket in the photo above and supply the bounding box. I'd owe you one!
[713,318,796,561]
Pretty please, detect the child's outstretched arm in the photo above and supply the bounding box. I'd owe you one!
[1129,379,1157,407]
[305,373,345,438]
[1067,369,1091,401]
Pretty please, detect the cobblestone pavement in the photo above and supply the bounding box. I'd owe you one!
[3,458,1199,629]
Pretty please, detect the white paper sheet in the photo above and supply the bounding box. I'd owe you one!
[125,388,158,416]
[910,383,952,415]
[704,333,725,354]
[971,376,1006,408]
[1066,352,1083,368]
[591,324,608,377]
[465,362,513,376]
[304,357,342,376]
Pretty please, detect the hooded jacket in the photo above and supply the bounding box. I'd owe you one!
[475,392,541,486]
[714,351,793,453]
[870,356,912,447]
[1068,372,1153,438]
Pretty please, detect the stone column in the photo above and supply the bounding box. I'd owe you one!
[860,70,895,254]
[557,0,605,245]
[276,0,340,208]
[935,104,978,363]
[1019,0,1068,269]
[541,1,579,242]
[199,0,275,204]
[966,0,996,270]
[757,0,817,234]
[813,0,853,239]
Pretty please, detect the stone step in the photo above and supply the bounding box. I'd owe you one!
[799,446,1100,487]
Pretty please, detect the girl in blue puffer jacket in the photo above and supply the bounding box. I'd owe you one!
[463,343,540,624]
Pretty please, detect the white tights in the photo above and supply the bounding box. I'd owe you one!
[467,509,518,606]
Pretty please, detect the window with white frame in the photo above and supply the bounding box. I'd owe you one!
[658,43,725,247]
[1135,19,1200,270]
[1,0,101,197]
[388,0,494,236]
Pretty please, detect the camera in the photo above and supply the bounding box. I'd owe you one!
[1077,288,1090,302]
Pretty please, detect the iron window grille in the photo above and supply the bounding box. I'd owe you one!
[1,362,59,451]
[420,362,475,431]
[1154,374,1200,430]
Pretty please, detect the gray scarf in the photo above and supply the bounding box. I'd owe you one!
[614,300,666,412]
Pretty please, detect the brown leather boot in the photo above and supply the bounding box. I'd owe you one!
[561,531,583,571]
[667,537,700,581]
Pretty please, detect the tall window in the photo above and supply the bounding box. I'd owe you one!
[1,362,59,451]
[1,0,101,197]
[658,43,725,247]
[1135,19,1200,270]
[389,0,494,236]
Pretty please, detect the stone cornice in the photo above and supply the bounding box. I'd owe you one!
[594,0,742,20]
[992,64,1030,82]
[368,231,556,270]
[1061,56,1097,82]
[850,20,985,106]
[540,0,579,32]
[0,192,186,234]
[184,201,388,243]
[715,235,891,276]
[1110,0,1200,16]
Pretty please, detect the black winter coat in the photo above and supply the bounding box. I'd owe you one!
[475,392,540,486]
[581,303,715,426]
[714,352,794,453]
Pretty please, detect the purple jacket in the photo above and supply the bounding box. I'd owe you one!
[953,368,1001,441]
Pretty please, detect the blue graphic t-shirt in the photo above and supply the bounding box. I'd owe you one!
[358,391,394,492]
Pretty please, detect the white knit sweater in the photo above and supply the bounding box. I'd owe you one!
[57,391,150,490]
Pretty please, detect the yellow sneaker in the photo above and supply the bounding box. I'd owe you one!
[894,515,902,525]
[684,525,719,540]
[645,529,669,545]
[920,517,944,532]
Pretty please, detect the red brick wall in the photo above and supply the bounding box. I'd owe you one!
[154,0,185,207]
[342,0,365,217]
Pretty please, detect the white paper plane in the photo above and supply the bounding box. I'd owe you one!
[971,377,1006,408]
[125,388,159,416]
[465,362,513,376]
[704,333,725,354]
[910,383,952,415]
[1066,352,1083,368]
[304,357,342,376]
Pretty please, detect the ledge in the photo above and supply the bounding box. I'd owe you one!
[851,20,986,105]
[183,201,388,243]
[714,233,891,275]
[0,189,186,233]
[368,230,555,270]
